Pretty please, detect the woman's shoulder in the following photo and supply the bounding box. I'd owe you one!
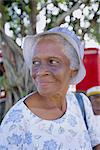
[0,92,34,126]
[69,91,90,101]
[24,92,45,110]
[67,91,91,110]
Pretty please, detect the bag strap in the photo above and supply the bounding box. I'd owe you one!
[75,93,88,129]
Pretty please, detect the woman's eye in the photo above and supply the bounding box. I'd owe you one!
[49,59,59,65]
[32,60,40,66]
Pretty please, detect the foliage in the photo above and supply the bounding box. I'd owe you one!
[0,0,99,42]
[0,76,5,87]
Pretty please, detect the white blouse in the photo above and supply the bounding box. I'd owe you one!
[0,92,100,150]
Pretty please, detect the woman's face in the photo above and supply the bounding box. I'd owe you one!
[32,36,73,96]
[89,95,100,115]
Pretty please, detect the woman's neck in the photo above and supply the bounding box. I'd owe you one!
[40,92,67,112]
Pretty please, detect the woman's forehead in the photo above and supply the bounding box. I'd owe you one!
[32,37,70,63]
[33,36,66,55]
[33,39,64,55]
[34,34,74,54]
[35,34,64,45]
[34,34,64,49]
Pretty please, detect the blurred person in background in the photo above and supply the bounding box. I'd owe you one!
[86,86,100,115]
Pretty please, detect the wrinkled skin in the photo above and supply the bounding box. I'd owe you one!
[32,36,74,97]
[25,35,77,120]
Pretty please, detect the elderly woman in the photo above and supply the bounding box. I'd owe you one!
[0,27,100,150]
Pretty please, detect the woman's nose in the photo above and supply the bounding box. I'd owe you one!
[37,64,50,76]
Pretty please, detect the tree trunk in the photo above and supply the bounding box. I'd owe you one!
[29,0,37,34]
[0,29,34,116]
[0,0,38,120]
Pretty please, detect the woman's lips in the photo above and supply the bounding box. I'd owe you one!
[38,81,54,86]
[36,79,54,84]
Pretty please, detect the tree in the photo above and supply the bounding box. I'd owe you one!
[0,0,99,120]
[0,0,37,118]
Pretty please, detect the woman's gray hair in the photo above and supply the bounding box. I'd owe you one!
[28,34,80,74]
[56,35,80,70]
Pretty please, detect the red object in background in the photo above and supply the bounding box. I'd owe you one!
[76,48,100,92]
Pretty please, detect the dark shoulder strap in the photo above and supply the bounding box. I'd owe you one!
[75,93,88,129]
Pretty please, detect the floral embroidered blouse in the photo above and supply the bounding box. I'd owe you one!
[0,92,100,150]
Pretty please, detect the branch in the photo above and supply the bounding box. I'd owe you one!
[52,1,82,27]
[0,29,23,56]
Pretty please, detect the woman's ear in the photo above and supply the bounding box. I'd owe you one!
[70,69,78,79]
